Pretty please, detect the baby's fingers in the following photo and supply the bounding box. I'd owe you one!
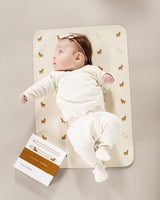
[108,75,114,83]
[19,94,27,104]
[102,73,114,84]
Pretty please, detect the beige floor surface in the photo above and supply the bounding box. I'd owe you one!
[0,0,160,200]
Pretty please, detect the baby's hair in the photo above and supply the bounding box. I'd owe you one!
[57,33,93,65]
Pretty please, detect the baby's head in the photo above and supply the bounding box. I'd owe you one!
[53,33,93,71]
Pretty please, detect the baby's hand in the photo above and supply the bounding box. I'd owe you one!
[19,94,27,104]
[102,73,114,84]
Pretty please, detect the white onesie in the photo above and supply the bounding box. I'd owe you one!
[24,65,121,167]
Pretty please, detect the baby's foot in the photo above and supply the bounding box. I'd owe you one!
[95,147,111,162]
[92,161,108,183]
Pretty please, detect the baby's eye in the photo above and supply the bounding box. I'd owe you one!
[58,50,63,53]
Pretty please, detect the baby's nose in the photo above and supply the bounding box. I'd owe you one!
[53,55,56,59]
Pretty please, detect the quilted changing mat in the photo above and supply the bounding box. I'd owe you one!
[33,25,133,168]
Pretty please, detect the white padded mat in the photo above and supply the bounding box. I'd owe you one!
[33,25,133,168]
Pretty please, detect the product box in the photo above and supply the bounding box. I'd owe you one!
[14,133,67,186]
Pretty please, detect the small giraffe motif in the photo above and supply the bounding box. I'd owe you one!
[37,36,42,41]
[117,48,123,54]
[97,49,102,54]
[62,134,66,140]
[39,68,44,74]
[118,65,123,70]
[120,98,126,104]
[42,135,47,140]
[122,132,128,138]
[96,32,102,39]
[119,81,124,87]
[61,118,66,123]
[38,52,43,57]
[124,150,129,156]
[116,32,121,37]
[40,102,45,107]
[41,118,46,124]
[122,115,126,121]
[98,66,103,71]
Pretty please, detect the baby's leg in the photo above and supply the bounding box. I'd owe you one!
[67,116,98,168]
[67,114,111,182]
[98,111,121,148]
[93,111,121,161]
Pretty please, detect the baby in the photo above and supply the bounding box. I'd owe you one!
[20,33,121,182]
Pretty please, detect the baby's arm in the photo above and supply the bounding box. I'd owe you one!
[102,73,114,84]
[19,73,56,104]
[94,66,114,91]
[20,94,28,104]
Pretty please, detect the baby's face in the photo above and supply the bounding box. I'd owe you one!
[53,39,81,71]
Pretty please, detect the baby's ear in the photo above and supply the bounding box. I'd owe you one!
[75,52,81,60]
[76,52,84,61]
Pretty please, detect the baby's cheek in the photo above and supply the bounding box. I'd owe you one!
[61,57,68,65]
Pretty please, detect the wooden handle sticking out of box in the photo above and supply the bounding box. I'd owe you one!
[33,139,60,157]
